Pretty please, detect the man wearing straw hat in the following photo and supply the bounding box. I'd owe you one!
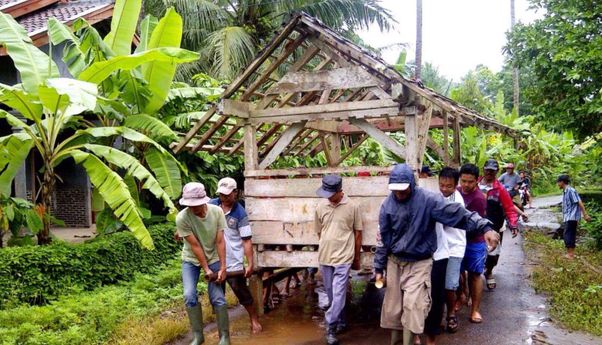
[177,182,230,345]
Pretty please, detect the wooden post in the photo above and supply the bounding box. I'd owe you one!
[322,133,341,167]
[404,112,419,172]
[416,105,432,169]
[442,112,450,165]
[244,123,258,172]
[452,115,462,167]
[249,274,264,316]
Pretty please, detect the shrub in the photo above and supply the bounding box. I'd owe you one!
[0,222,179,308]
[0,260,188,345]
[582,200,602,250]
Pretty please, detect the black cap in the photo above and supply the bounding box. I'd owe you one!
[316,174,343,198]
[483,159,499,171]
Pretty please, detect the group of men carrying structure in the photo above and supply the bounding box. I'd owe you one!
[174,159,590,345]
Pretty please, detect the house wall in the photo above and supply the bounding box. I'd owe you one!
[51,161,91,228]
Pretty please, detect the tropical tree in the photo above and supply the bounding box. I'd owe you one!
[505,0,602,138]
[142,0,396,80]
[509,0,519,114]
[0,3,197,246]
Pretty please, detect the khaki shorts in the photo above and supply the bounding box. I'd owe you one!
[380,257,433,334]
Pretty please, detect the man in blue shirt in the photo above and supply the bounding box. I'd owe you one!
[210,177,263,333]
[557,175,591,259]
[375,164,499,345]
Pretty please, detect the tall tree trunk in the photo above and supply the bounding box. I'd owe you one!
[511,0,520,115]
[415,0,423,80]
[38,160,54,245]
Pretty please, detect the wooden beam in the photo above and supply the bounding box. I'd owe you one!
[452,115,462,167]
[294,132,320,155]
[191,115,229,151]
[210,125,241,153]
[404,113,419,171]
[442,112,450,165]
[334,134,368,166]
[258,121,307,169]
[249,99,398,122]
[241,34,307,101]
[218,99,250,118]
[266,66,379,95]
[257,124,283,147]
[426,137,446,161]
[244,123,258,171]
[283,128,312,156]
[173,107,216,153]
[348,118,406,159]
[244,165,394,178]
[416,104,433,168]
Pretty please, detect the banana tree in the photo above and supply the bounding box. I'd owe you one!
[48,1,196,202]
[0,11,197,247]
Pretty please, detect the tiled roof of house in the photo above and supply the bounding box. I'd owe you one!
[17,0,113,36]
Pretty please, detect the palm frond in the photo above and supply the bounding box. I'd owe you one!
[206,26,256,80]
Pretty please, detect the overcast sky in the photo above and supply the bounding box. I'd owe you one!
[359,0,543,81]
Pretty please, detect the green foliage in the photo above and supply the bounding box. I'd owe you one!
[0,259,189,345]
[0,223,179,307]
[581,200,602,250]
[143,0,396,80]
[524,231,602,335]
[505,0,602,138]
[0,197,42,248]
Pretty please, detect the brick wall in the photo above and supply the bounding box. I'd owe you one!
[52,187,90,227]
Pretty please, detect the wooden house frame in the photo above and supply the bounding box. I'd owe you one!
[174,13,515,308]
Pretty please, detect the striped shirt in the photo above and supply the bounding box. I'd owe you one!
[562,186,581,222]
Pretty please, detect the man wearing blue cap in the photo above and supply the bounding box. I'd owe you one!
[375,164,499,345]
[315,174,363,345]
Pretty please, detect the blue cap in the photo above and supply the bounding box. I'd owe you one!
[316,174,343,198]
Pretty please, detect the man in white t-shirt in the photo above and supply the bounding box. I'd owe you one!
[423,167,466,345]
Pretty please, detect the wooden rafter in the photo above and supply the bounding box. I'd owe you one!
[334,134,368,166]
[258,121,307,169]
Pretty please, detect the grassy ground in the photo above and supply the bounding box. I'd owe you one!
[523,231,602,336]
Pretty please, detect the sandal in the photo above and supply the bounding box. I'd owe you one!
[486,276,496,290]
[446,315,459,333]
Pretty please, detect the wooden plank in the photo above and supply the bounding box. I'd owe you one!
[293,132,320,155]
[255,251,374,268]
[251,220,379,246]
[324,133,341,167]
[245,175,391,198]
[282,129,312,156]
[244,123,258,171]
[251,99,398,119]
[218,99,250,118]
[257,124,283,147]
[245,165,394,178]
[267,66,379,95]
[258,121,307,169]
[426,137,446,161]
[246,196,384,223]
[348,117,406,159]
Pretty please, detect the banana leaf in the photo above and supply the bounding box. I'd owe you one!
[104,0,142,56]
[69,149,154,249]
[78,47,199,84]
[142,8,184,113]
[0,13,59,94]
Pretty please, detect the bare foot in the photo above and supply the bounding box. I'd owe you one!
[469,311,483,324]
[251,319,263,334]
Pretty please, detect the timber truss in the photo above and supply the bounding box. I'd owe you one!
[173,12,515,174]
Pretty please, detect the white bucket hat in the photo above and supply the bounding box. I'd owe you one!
[179,182,211,206]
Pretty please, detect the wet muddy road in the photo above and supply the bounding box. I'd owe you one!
[176,199,601,344]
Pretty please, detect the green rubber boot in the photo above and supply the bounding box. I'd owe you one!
[391,329,403,345]
[215,305,231,345]
[186,305,205,345]
[402,328,414,345]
